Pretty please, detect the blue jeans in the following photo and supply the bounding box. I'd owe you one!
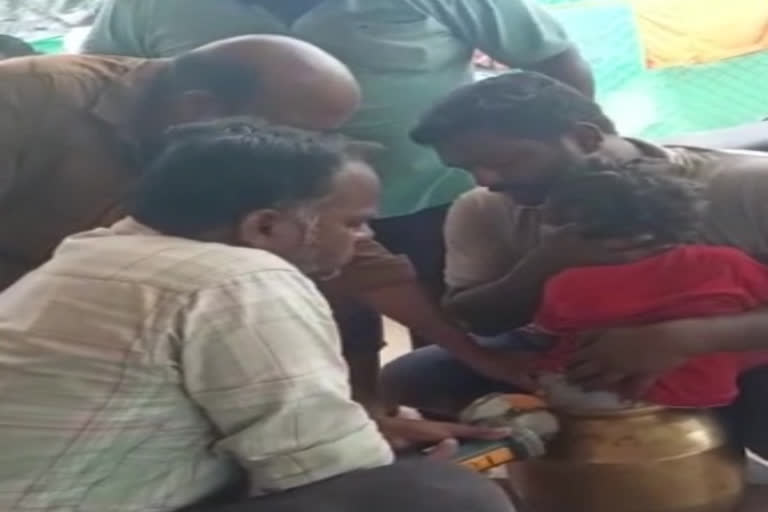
[379,332,530,419]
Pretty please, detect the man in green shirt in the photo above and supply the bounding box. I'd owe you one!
[84,0,593,348]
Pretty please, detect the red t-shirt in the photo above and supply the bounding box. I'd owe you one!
[534,245,768,407]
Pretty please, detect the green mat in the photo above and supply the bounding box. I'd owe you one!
[31,36,64,54]
[618,51,768,138]
[546,0,767,138]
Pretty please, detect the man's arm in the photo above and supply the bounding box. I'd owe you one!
[0,87,36,290]
[359,280,500,360]
[568,311,768,394]
[421,0,594,96]
[321,237,491,353]
[180,268,393,494]
[678,311,768,354]
[633,311,768,357]
[322,237,539,387]
[443,194,669,334]
[442,192,548,334]
[445,235,667,334]
[446,252,561,335]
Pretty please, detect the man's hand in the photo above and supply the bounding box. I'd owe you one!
[376,416,511,460]
[534,224,667,273]
[567,322,700,397]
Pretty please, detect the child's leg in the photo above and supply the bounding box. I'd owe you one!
[379,331,536,419]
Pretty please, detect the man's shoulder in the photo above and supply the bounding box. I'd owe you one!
[52,226,304,294]
[663,144,768,180]
[447,187,529,241]
[450,187,516,218]
[0,54,151,110]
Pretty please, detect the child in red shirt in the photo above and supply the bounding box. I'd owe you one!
[532,159,768,408]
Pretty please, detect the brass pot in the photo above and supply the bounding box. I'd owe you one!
[508,406,745,512]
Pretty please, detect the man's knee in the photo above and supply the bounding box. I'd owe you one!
[380,347,507,418]
[187,461,512,512]
[378,346,457,412]
[334,460,512,512]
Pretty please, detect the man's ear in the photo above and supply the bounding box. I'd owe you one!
[238,209,281,249]
[566,122,605,154]
[171,90,225,124]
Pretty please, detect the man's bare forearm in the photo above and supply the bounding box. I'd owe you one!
[318,237,486,359]
[678,310,768,355]
[360,281,487,360]
[445,254,561,335]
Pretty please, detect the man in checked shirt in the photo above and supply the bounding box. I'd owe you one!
[0,120,511,511]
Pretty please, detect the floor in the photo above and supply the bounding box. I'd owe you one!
[381,319,411,364]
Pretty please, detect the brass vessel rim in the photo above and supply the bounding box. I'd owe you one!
[557,404,668,417]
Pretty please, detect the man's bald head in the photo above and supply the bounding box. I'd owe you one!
[158,35,360,131]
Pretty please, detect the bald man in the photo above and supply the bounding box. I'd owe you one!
[0,35,359,291]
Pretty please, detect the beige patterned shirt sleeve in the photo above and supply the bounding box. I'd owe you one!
[180,268,394,495]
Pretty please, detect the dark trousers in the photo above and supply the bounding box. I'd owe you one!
[329,297,385,407]
[182,460,511,512]
[380,334,768,459]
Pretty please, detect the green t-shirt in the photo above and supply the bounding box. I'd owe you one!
[84,0,572,217]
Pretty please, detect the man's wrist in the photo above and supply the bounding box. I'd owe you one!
[665,317,741,356]
[704,311,768,353]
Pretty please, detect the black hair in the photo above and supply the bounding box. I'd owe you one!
[0,35,37,59]
[411,72,616,146]
[546,158,703,243]
[131,118,353,237]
